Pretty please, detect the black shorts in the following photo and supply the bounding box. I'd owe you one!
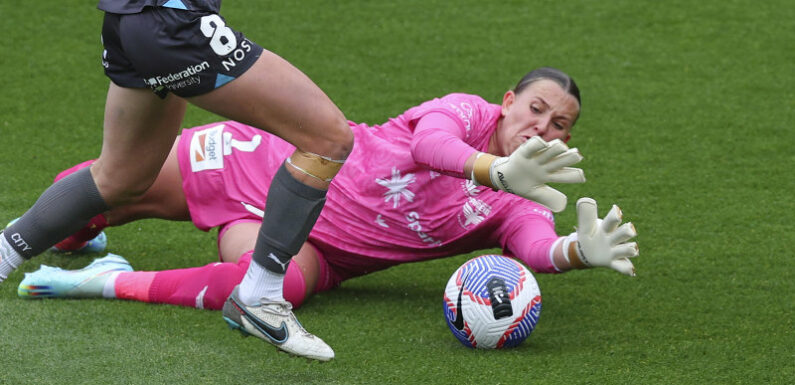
[101,6,263,98]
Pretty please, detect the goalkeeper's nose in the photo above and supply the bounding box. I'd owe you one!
[532,117,553,138]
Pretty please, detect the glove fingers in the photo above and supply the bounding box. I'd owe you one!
[543,148,584,170]
[610,258,636,276]
[576,197,598,235]
[612,242,639,259]
[534,139,569,163]
[546,167,586,184]
[516,136,550,158]
[600,205,623,233]
[609,222,637,244]
[527,186,567,213]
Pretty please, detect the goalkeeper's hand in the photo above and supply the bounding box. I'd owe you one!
[562,197,639,276]
[470,136,586,212]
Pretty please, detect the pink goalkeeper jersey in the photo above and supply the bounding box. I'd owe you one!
[178,93,562,275]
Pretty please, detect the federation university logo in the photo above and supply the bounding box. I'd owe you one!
[190,124,225,172]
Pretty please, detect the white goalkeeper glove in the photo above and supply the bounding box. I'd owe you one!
[560,197,639,276]
[471,136,585,212]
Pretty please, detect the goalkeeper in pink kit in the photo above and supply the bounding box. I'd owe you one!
[17,68,639,312]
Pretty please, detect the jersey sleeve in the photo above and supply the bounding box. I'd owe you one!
[410,113,478,178]
[495,202,563,274]
[405,94,499,178]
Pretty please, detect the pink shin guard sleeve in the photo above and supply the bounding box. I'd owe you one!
[116,251,307,310]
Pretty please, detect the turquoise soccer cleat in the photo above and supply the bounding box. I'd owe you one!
[18,254,132,298]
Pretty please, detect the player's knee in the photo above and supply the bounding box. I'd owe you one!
[323,122,354,160]
[301,115,354,161]
[287,121,353,185]
[330,119,355,159]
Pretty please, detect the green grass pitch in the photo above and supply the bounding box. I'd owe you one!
[0,1,792,384]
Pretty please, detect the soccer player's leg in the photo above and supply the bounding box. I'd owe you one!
[33,160,109,253]
[110,5,342,359]
[217,221,318,308]
[5,215,108,254]
[43,161,107,253]
[53,136,189,253]
[0,86,184,284]
[140,243,322,309]
[55,222,321,310]
[111,244,319,310]
[17,253,244,306]
[0,8,192,284]
[0,167,111,282]
[17,242,324,313]
[189,52,352,361]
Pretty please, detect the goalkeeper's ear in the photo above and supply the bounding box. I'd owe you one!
[500,89,516,116]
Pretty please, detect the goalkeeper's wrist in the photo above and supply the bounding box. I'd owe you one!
[471,152,498,189]
[562,233,590,269]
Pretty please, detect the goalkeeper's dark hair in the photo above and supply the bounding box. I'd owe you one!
[514,67,581,108]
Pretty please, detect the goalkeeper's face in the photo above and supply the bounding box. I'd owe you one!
[494,79,580,156]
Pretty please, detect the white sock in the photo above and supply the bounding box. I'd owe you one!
[238,261,285,306]
[0,234,25,282]
[102,271,122,299]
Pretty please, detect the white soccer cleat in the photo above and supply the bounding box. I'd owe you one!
[222,285,334,361]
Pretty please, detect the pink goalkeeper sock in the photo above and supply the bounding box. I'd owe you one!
[113,251,307,310]
[114,271,157,302]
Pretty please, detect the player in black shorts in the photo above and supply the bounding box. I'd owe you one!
[0,0,351,361]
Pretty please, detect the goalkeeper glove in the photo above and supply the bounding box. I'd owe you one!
[560,197,639,276]
[470,137,586,212]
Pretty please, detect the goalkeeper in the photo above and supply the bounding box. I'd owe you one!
[14,67,638,310]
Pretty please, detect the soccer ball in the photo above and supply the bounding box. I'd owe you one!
[443,254,542,349]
